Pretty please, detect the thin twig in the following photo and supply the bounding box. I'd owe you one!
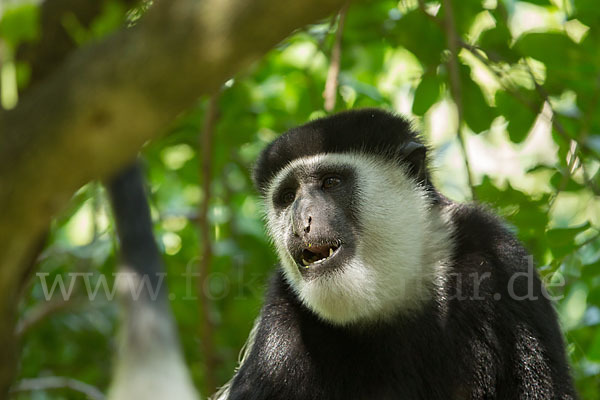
[313,14,339,56]
[548,139,581,209]
[198,93,221,394]
[441,0,477,200]
[522,60,583,208]
[461,39,596,158]
[15,297,86,337]
[460,42,540,112]
[525,61,578,149]
[462,41,599,160]
[10,377,105,400]
[461,43,600,210]
[462,43,580,205]
[552,230,600,271]
[458,19,600,213]
[324,3,349,112]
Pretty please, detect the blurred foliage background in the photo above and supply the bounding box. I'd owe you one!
[1,0,599,398]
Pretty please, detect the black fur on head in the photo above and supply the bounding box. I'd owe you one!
[253,108,432,195]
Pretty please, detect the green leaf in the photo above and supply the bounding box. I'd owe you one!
[514,31,596,94]
[345,0,400,43]
[478,18,519,63]
[475,177,549,260]
[526,164,555,174]
[393,10,445,67]
[586,135,600,158]
[547,222,591,247]
[90,0,127,40]
[582,259,600,281]
[341,76,386,103]
[559,282,588,330]
[574,0,600,26]
[514,32,577,69]
[448,0,482,35]
[0,4,39,48]
[413,73,441,115]
[588,327,600,362]
[460,66,496,133]
[476,176,529,205]
[550,172,586,192]
[518,0,551,4]
[495,91,539,143]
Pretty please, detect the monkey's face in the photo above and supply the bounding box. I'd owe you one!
[269,155,359,279]
[264,153,447,325]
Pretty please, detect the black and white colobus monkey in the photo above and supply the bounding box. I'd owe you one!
[106,164,199,400]
[215,109,576,399]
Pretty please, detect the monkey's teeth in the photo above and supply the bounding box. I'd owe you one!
[300,245,339,268]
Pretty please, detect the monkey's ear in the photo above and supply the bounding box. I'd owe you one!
[401,141,427,183]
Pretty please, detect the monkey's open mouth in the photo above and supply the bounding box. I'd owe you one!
[300,244,340,267]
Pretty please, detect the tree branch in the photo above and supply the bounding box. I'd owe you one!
[10,377,105,400]
[15,297,86,337]
[323,3,349,112]
[441,0,477,200]
[0,0,356,394]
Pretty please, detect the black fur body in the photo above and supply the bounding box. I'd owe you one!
[225,109,576,400]
[229,205,574,399]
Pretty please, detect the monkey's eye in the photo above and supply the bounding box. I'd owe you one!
[322,176,341,189]
[281,191,295,205]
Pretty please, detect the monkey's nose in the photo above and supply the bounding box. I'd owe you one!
[292,199,313,237]
[293,215,312,237]
[303,216,312,234]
